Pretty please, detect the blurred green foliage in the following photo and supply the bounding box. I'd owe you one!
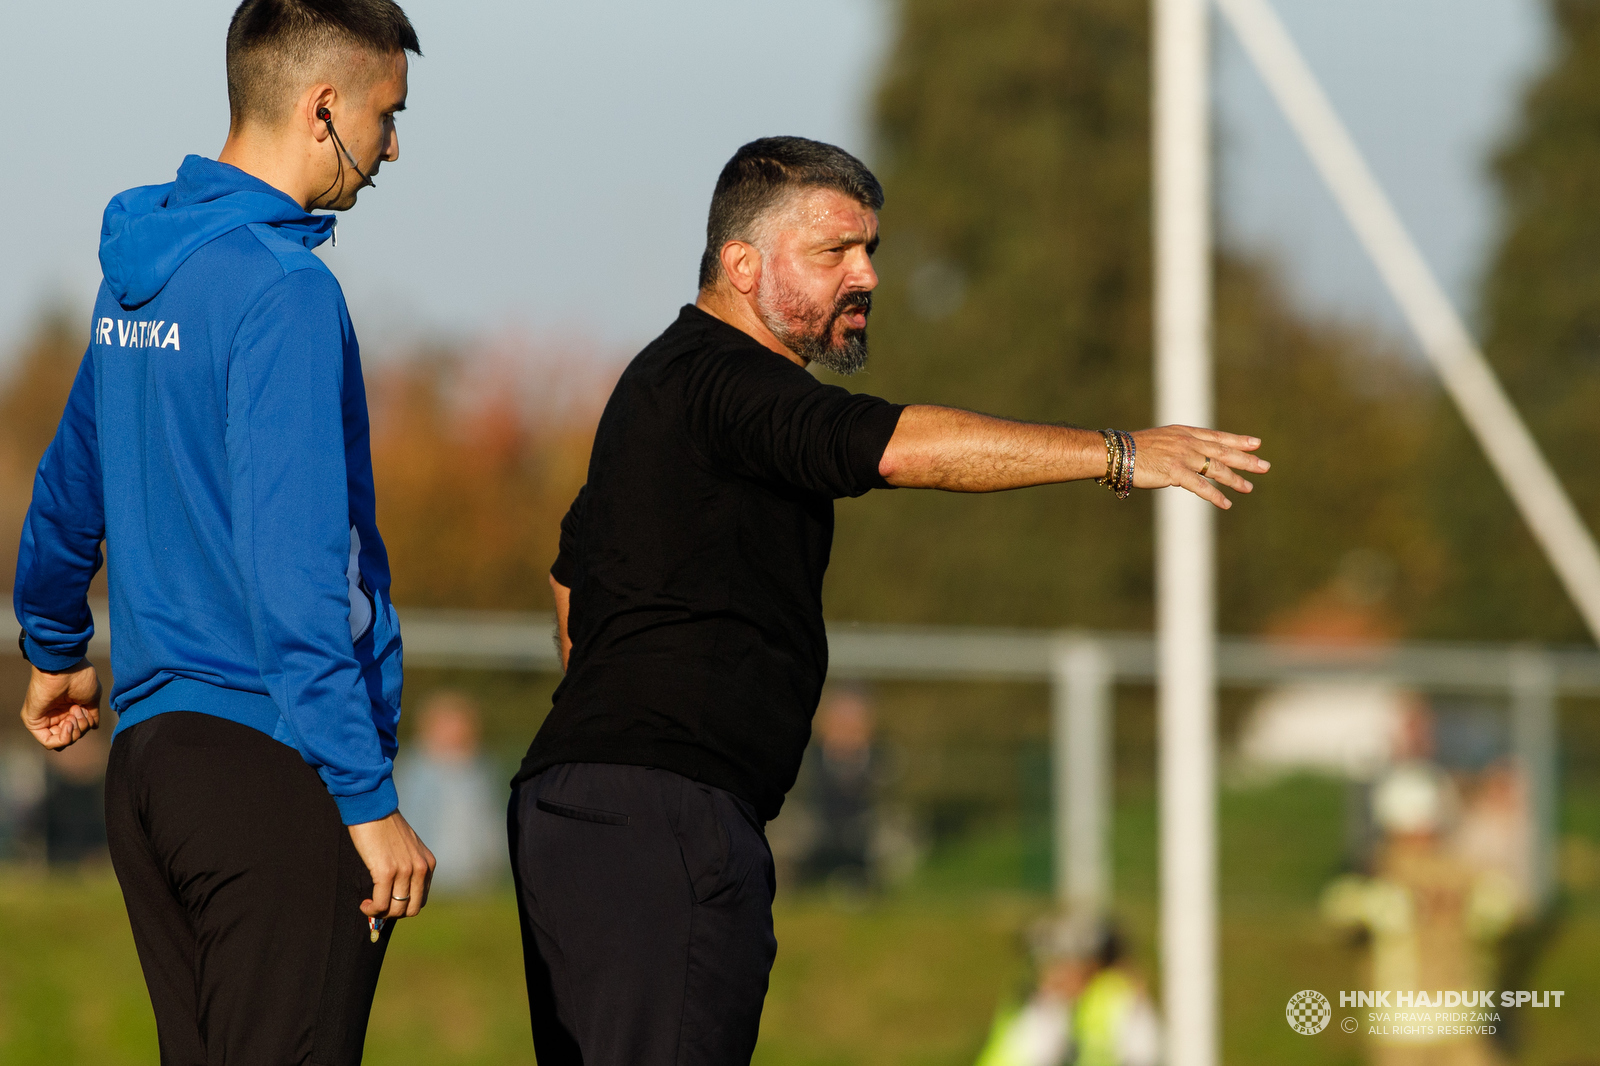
[1416,0,1600,641]
[824,0,1443,642]
[0,312,85,604]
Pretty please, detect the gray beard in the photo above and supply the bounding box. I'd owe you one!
[791,325,869,377]
[758,280,871,377]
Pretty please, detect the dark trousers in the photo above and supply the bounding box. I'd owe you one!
[509,762,777,1066]
[105,712,392,1066]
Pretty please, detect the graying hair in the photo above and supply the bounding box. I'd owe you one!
[697,136,884,291]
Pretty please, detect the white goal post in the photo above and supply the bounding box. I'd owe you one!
[1156,0,1600,1060]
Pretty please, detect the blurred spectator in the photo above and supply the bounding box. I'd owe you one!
[395,691,503,893]
[768,685,919,892]
[0,743,47,861]
[1071,925,1160,1066]
[1452,760,1533,915]
[973,915,1159,1066]
[1452,759,1553,1059]
[43,725,110,867]
[1323,761,1516,1066]
[801,684,879,890]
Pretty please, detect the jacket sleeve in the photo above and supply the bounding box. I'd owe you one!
[226,269,396,825]
[683,349,904,498]
[13,349,105,669]
[340,339,404,769]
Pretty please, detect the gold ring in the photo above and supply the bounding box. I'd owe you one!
[1199,457,1212,478]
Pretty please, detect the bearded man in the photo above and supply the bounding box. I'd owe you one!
[508,136,1270,1066]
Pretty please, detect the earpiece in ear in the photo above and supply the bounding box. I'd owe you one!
[311,103,376,200]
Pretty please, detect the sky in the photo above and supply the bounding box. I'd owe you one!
[1215,0,1550,337]
[0,0,1551,368]
[0,0,890,360]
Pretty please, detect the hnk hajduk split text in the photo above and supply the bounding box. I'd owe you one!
[1340,990,1565,1009]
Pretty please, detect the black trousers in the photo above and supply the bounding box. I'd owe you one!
[509,762,777,1066]
[105,712,392,1066]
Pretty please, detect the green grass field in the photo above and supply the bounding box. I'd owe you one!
[1,776,1596,1064]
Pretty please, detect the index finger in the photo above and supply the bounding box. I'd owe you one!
[364,872,394,918]
[1198,443,1271,475]
[1181,427,1261,451]
[47,719,84,750]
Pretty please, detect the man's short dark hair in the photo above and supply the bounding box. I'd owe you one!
[227,0,421,127]
[698,137,884,291]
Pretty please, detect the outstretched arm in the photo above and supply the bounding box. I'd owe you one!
[876,405,1268,508]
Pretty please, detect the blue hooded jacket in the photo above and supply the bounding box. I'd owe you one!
[14,155,403,824]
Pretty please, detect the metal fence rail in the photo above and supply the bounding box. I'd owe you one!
[89,604,1597,694]
[81,607,1574,912]
[386,609,1571,914]
[384,609,1600,695]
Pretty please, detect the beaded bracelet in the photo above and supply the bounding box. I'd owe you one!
[1096,430,1136,500]
[1097,429,1117,489]
[1117,429,1136,498]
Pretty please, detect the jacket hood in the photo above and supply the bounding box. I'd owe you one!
[99,155,336,309]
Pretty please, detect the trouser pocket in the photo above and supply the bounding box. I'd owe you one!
[666,778,738,904]
[535,798,631,826]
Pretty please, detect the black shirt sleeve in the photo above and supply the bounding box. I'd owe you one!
[682,346,904,499]
[551,484,587,586]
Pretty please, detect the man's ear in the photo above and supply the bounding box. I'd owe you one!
[306,84,337,143]
[719,241,761,296]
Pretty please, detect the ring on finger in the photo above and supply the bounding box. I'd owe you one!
[1198,457,1212,478]
[391,895,409,902]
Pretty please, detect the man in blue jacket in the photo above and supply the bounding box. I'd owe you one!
[14,1,432,1061]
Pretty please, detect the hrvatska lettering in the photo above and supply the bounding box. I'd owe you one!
[98,316,180,351]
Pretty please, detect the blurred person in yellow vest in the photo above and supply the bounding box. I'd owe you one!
[1323,761,1517,1066]
[974,916,1159,1066]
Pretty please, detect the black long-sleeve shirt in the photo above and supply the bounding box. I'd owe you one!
[515,305,904,819]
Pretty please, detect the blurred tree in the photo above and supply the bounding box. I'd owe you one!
[367,349,607,610]
[0,311,85,592]
[1214,260,1444,636]
[0,314,607,614]
[1416,0,1600,641]
[824,0,1442,636]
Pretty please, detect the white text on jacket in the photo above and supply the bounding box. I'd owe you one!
[98,317,180,350]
